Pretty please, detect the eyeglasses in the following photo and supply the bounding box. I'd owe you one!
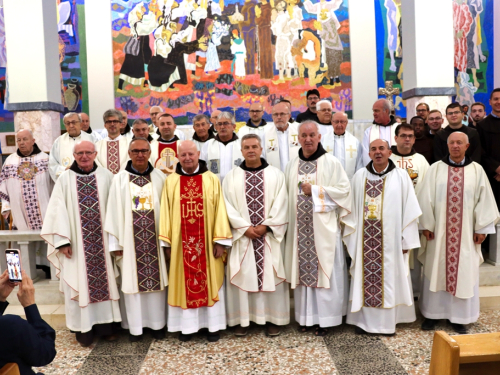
[150,112,161,116]
[217,122,233,127]
[105,120,121,125]
[74,151,96,156]
[130,149,150,155]
[398,134,414,139]
[272,112,289,117]
[318,108,332,113]
[65,121,80,126]
[447,111,462,116]
[249,110,263,114]
[307,96,319,101]
[416,109,428,113]
[333,120,348,125]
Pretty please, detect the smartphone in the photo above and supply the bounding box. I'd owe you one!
[5,249,22,282]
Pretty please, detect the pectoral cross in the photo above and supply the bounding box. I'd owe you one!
[346,145,356,158]
[378,81,400,105]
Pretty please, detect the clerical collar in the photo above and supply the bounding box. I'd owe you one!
[390,146,416,157]
[373,115,397,127]
[132,134,154,143]
[107,134,122,141]
[442,155,472,168]
[334,132,345,137]
[192,131,214,143]
[299,143,327,161]
[84,127,93,134]
[366,159,396,176]
[17,143,42,157]
[121,124,131,135]
[69,160,98,175]
[239,158,268,171]
[125,160,154,176]
[246,118,267,128]
[215,132,238,146]
[158,135,179,143]
[491,112,499,118]
[175,160,209,176]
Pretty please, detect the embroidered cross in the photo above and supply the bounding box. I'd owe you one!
[347,145,356,158]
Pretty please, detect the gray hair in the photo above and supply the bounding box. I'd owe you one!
[132,118,148,127]
[63,112,82,123]
[217,111,236,125]
[381,99,393,113]
[129,137,151,151]
[447,131,469,144]
[193,114,210,124]
[369,139,391,149]
[241,133,262,147]
[316,100,332,111]
[103,109,123,122]
[72,140,96,153]
[298,120,321,134]
[17,129,34,137]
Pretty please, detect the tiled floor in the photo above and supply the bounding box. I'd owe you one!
[34,310,500,375]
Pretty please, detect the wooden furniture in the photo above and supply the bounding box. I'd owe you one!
[0,363,20,375]
[429,331,500,375]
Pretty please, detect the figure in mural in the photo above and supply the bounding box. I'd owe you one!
[384,0,401,73]
[291,30,322,86]
[287,0,303,80]
[239,0,257,76]
[453,0,473,74]
[271,0,293,83]
[466,0,486,88]
[118,2,156,92]
[230,29,246,79]
[255,0,273,79]
[205,16,230,74]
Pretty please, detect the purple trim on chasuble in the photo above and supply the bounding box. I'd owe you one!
[445,167,464,296]
[363,178,385,308]
[107,141,120,174]
[297,160,318,287]
[129,174,162,292]
[76,175,110,303]
[245,170,266,291]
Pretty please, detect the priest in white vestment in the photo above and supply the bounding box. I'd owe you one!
[80,112,104,142]
[131,119,154,143]
[104,138,168,342]
[149,106,185,141]
[200,112,242,182]
[362,99,400,166]
[119,110,134,140]
[417,132,500,334]
[150,113,182,175]
[389,123,430,297]
[315,100,334,137]
[191,114,214,151]
[223,134,289,336]
[344,139,422,335]
[322,111,363,180]
[49,112,94,182]
[265,102,301,172]
[237,103,269,146]
[95,109,130,174]
[41,140,121,347]
[285,121,352,336]
[159,141,232,342]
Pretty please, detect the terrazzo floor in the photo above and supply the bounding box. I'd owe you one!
[34,309,500,375]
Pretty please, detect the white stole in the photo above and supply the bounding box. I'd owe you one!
[265,123,300,170]
[322,131,358,180]
[205,139,243,180]
[369,123,398,147]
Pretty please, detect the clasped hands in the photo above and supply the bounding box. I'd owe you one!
[244,225,267,240]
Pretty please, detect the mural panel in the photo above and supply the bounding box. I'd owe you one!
[112,0,352,124]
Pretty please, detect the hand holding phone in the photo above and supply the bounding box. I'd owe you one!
[5,249,22,282]
[0,269,17,302]
[17,271,35,308]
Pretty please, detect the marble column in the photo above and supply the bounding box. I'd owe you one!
[400,0,455,120]
[3,0,62,152]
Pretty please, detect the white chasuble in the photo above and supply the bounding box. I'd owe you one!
[322,131,363,180]
[284,152,351,289]
[265,123,300,172]
[49,132,95,182]
[417,161,500,299]
[343,164,421,332]
[237,123,269,148]
[150,139,180,175]
[362,123,399,166]
[95,136,130,174]
[223,164,288,292]
[0,149,52,230]
[104,167,168,295]
[41,167,121,332]
[200,137,243,182]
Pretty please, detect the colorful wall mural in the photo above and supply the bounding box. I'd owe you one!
[375,0,495,119]
[0,0,87,132]
[112,0,352,124]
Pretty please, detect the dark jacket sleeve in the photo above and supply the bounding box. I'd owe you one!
[469,133,483,164]
[478,126,500,175]
[433,134,446,162]
[0,301,7,316]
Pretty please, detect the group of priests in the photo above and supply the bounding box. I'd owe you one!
[0,93,499,347]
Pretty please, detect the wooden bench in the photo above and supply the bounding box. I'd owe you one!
[429,331,500,375]
[0,363,20,375]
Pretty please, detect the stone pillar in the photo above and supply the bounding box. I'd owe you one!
[85,0,115,129]
[3,0,63,152]
[348,0,379,142]
[401,0,455,120]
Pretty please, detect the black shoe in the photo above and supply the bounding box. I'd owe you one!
[207,331,220,342]
[355,326,367,335]
[421,318,438,331]
[178,333,193,342]
[448,321,467,334]
[129,334,143,342]
[151,329,165,340]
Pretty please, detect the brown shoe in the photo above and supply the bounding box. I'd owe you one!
[266,324,281,337]
[234,325,248,337]
[102,334,119,342]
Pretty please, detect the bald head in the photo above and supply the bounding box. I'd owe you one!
[447,131,469,144]
[73,140,96,153]
[447,131,470,162]
[178,140,200,174]
[368,138,392,171]
[17,129,35,156]
[80,113,90,131]
[210,110,222,126]
[372,99,392,125]
[332,111,348,135]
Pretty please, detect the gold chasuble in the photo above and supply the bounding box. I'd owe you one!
[160,161,232,309]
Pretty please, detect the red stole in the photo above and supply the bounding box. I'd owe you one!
[155,141,178,175]
[180,174,209,308]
